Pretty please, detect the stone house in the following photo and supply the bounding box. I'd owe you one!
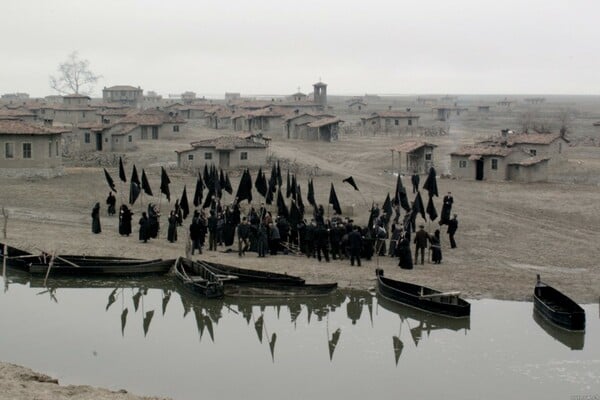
[232,107,286,133]
[205,108,234,129]
[348,100,367,112]
[62,94,91,106]
[361,110,420,134]
[390,141,437,175]
[176,135,268,170]
[432,106,467,121]
[294,117,342,141]
[282,112,335,139]
[0,120,69,178]
[0,108,39,123]
[114,109,186,141]
[102,85,143,107]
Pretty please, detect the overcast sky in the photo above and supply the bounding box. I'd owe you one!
[1,0,598,97]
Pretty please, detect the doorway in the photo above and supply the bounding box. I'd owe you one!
[476,159,484,180]
[95,133,103,151]
[219,151,230,169]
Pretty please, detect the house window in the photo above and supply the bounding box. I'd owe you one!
[5,143,14,159]
[204,152,212,160]
[84,132,91,143]
[152,126,159,139]
[371,120,376,125]
[56,141,59,156]
[82,112,86,118]
[240,151,248,160]
[459,160,467,168]
[530,149,537,156]
[408,119,413,126]
[188,154,194,161]
[491,159,498,170]
[425,153,432,161]
[48,142,52,157]
[173,125,179,132]
[128,135,132,142]
[22,143,32,159]
[394,119,399,126]
[115,138,119,143]
[141,126,148,139]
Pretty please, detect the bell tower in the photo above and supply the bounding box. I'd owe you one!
[313,81,327,109]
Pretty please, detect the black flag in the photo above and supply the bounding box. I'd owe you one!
[103,168,116,192]
[203,164,210,189]
[342,176,359,191]
[286,170,291,198]
[143,310,155,337]
[119,156,127,183]
[160,167,171,202]
[277,190,289,219]
[296,185,305,216]
[131,165,140,186]
[236,169,253,203]
[255,168,268,198]
[180,186,190,219]
[413,192,426,221]
[307,179,316,208]
[276,161,282,187]
[224,172,233,195]
[328,183,342,215]
[383,193,393,218]
[120,308,128,337]
[193,175,204,207]
[328,328,342,361]
[426,196,438,221]
[141,169,153,196]
[289,201,302,229]
[394,174,411,212]
[422,167,439,198]
[129,180,141,205]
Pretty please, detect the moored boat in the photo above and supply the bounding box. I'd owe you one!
[0,242,37,272]
[533,274,585,332]
[173,257,224,299]
[201,260,305,285]
[28,257,173,277]
[375,269,470,318]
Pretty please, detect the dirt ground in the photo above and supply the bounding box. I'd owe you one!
[2,96,600,399]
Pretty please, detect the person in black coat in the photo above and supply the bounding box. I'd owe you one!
[447,214,458,248]
[439,192,454,225]
[207,211,218,251]
[190,211,203,255]
[397,233,413,269]
[314,223,330,262]
[430,229,442,264]
[106,192,116,216]
[347,226,363,266]
[91,202,101,234]
[119,205,133,236]
[139,212,149,243]
[167,210,178,243]
[411,173,420,194]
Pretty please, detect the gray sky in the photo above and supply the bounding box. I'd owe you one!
[1,0,598,97]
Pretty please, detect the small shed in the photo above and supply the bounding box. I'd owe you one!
[176,135,268,170]
[304,117,343,141]
[390,141,437,174]
[507,156,549,182]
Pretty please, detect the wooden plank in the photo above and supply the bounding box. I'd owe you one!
[419,291,461,299]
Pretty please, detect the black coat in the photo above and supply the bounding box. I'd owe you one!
[447,218,458,235]
[91,205,101,234]
[119,208,132,236]
[347,230,362,250]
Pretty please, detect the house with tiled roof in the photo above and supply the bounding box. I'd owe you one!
[205,107,234,130]
[109,108,186,145]
[0,107,38,123]
[390,141,437,174]
[102,85,143,107]
[361,109,420,134]
[176,135,268,170]
[450,131,568,182]
[0,120,70,177]
[231,107,287,133]
[282,111,335,139]
[348,100,367,112]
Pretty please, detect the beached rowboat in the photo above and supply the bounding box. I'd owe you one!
[533,274,585,332]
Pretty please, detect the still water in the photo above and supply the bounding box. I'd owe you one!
[0,271,598,400]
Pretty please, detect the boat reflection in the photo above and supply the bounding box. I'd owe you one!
[377,295,470,364]
[533,310,585,350]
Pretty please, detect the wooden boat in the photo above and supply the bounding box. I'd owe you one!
[0,242,37,272]
[534,274,585,332]
[532,309,584,350]
[201,260,305,286]
[223,282,338,298]
[375,269,470,318]
[28,258,174,276]
[173,257,224,299]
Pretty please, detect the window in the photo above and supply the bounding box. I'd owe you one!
[115,138,119,143]
[204,152,212,160]
[371,120,376,125]
[408,119,413,126]
[82,112,86,118]
[394,119,399,126]
[188,154,194,161]
[152,126,159,139]
[425,153,432,161]
[56,141,59,156]
[173,125,179,132]
[459,160,467,168]
[530,149,537,156]
[84,132,91,143]
[5,143,14,159]
[49,142,52,157]
[240,151,248,160]
[141,126,148,139]
[128,135,132,142]
[105,138,108,142]
[22,143,32,159]
[491,159,498,170]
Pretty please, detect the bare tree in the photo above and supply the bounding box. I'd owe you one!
[557,108,575,136]
[49,51,100,95]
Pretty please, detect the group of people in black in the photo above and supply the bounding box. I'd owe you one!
[94,187,459,270]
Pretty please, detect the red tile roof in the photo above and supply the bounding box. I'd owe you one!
[307,117,343,128]
[0,120,70,135]
[182,136,268,152]
[451,145,512,157]
[117,109,186,125]
[506,133,565,145]
[508,156,550,166]
[362,111,419,120]
[391,141,437,153]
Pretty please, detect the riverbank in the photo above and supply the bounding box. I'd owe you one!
[0,362,169,400]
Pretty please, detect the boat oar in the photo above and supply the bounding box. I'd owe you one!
[43,250,56,286]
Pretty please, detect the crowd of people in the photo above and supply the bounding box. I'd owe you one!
[93,190,459,269]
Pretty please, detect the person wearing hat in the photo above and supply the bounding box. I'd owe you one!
[413,225,429,265]
[447,214,458,248]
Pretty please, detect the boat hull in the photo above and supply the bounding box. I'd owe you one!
[29,259,173,277]
[174,258,224,299]
[533,281,585,332]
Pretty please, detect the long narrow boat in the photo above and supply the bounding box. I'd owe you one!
[173,257,224,299]
[534,274,585,332]
[0,242,37,272]
[223,282,338,298]
[532,309,584,350]
[201,260,305,285]
[375,269,470,318]
[28,258,174,277]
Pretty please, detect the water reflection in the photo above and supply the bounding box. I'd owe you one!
[533,310,585,350]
